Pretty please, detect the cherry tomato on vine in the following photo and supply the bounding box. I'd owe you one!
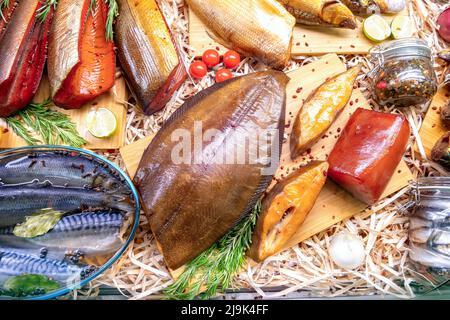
[189,61,208,79]
[215,69,233,83]
[202,49,220,68]
[223,50,241,69]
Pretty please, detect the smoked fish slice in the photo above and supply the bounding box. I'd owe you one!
[0,1,54,117]
[115,0,187,115]
[279,0,357,29]
[48,0,116,109]
[290,65,360,159]
[248,161,329,262]
[186,0,296,70]
[134,71,289,270]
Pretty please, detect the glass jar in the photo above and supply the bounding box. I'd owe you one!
[407,177,450,292]
[369,38,438,107]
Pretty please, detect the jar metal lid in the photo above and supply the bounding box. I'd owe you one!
[370,38,432,60]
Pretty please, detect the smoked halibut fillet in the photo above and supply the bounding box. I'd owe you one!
[134,71,289,269]
[186,0,296,70]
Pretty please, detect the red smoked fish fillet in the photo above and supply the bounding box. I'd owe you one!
[48,0,115,109]
[0,1,53,117]
[327,108,410,204]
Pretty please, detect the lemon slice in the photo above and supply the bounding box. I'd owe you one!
[391,16,413,39]
[363,15,392,42]
[86,108,117,138]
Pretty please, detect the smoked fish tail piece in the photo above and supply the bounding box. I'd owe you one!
[115,0,187,116]
[279,0,357,29]
[0,1,54,117]
[134,71,289,270]
[186,0,296,70]
[48,0,116,110]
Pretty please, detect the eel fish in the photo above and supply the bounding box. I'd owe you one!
[186,0,296,70]
[0,150,130,194]
[134,71,289,270]
[341,0,406,15]
[290,65,361,159]
[279,0,357,29]
[0,185,133,228]
[115,0,187,115]
[248,161,329,262]
[0,1,54,117]
[48,0,116,109]
[0,211,127,260]
[0,250,97,285]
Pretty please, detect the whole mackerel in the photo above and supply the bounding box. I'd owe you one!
[0,185,133,228]
[0,211,127,258]
[0,250,96,285]
[135,71,288,269]
[0,151,129,193]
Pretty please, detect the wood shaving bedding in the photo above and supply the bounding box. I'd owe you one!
[75,0,449,300]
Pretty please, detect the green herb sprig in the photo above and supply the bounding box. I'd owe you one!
[104,0,118,42]
[89,0,118,42]
[36,0,58,22]
[0,0,10,21]
[164,201,261,300]
[0,0,9,10]
[5,99,86,148]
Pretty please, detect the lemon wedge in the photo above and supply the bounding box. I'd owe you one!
[86,108,117,138]
[391,16,414,39]
[363,15,392,42]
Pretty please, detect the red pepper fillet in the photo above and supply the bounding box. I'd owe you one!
[0,1,53,117]
[48,0,116,109]
[327,108,410,204]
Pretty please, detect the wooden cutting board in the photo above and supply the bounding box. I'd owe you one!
[188,7,411,57]
[418,87,450,158]
[0,76,128,150]
[120,53,413,258]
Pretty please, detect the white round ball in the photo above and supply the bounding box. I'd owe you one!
[385,0,406,13]
[329,232,366,269]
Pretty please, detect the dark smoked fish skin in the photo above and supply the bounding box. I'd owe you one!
[0,185,133,228]
[134,71,288,269]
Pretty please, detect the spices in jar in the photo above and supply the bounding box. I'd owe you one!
[369,38,438,107]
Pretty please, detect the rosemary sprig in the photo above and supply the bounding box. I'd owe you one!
[0,0,10,21]
[0,0,9,9]
[88,0,118,42]
[164,201,261,300]
[5,99,86,148]
[5,117,40,146]
[104,0,119,42]
[36,0,58,23]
